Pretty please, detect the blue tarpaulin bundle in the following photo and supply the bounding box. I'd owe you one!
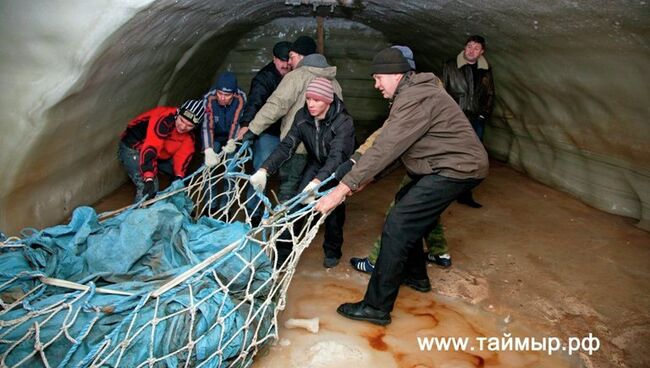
[0,190,274,367]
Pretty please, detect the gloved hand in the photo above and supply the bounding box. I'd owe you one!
[301,180,319,204]
[249,170,267,192]
[143,179,156,200]
[242,130,258,142]
[335,159,355,180]
[204,148,219,167]
[222,139,237,154]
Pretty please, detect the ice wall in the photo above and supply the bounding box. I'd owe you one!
[0,0,648,234]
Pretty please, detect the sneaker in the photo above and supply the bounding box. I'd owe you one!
[427,253,452,268]
[323,257,340,268]
[350,257,374,274]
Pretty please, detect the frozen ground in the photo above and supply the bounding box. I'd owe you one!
[95,160,650,368]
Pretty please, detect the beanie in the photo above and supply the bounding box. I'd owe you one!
[305,77,334,104]
[213,71,238,93]
[178,99,205,125]
[391,45,416,70]
[290,36,317,56]
[273,41,291,61]
[370,47,411,75]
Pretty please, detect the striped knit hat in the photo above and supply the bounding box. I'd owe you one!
[178,99,205,125]
[305,77,334,104]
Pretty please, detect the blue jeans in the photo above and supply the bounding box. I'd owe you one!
[246,133,281,216]
[118,142,173,202]
[470,116,485,141]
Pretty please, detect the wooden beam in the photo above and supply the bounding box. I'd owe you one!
[316,16,324,54]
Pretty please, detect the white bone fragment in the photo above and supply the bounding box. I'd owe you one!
[284,317,319,333]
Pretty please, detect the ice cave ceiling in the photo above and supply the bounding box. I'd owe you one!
[0,0,648,234]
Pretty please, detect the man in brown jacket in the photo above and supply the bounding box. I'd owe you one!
[315,47,489,325]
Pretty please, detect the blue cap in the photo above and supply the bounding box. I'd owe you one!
[213,72,237,93]
[391,45,416,70]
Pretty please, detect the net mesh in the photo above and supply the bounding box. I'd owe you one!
[0,141,330,367]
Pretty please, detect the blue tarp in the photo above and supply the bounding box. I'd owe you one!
[0,190,274,367]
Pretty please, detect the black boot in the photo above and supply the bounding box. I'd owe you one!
[457,190,482,208]
[402,277,432,292]
[337,301,391,325]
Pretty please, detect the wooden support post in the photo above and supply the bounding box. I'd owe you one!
[316,16,324,55]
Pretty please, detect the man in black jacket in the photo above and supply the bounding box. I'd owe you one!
[238,41,291,222]
[249,77,355,267]
[442,35,495,208]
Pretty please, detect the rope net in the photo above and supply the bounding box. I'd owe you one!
[0,141,329,367]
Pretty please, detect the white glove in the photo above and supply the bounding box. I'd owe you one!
[249,170,267,192]
[301,180,319,204]
[222,139,237,154]
[204,148,219,167]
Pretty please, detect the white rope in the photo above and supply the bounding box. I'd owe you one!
[0,142,328,367]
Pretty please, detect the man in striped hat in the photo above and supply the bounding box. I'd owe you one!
[249,77,355,267]
[118,99,204,202]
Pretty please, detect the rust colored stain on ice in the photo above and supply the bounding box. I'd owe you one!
[469,354,485,367]
[401,301,440,326]
[363,330,388,351]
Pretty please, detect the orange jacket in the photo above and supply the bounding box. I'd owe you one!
[120,106,195,179]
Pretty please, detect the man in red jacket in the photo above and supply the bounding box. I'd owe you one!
[118,100,205,202]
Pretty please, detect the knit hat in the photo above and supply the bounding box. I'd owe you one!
[178,99,205,125]
[273,41,291,61]
[213,71,237,93]
[290,36,317,56]
[305,77,334,104]
[391,45,416,70]
[370,47,411,75]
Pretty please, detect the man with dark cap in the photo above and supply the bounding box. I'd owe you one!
[344,46,453,275]
[315,48,488,325]
[442,35,495,208]
[118,99,204,202]
[237,41,292,224]
[239,36,343,204]
[287,35,317,69]
[201,71,246,210]
[202,71,247,167]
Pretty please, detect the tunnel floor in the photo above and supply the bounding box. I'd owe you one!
[94,160,650,368]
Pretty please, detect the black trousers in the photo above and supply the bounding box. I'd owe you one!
[276,163,346,262]
[364,173,481,312]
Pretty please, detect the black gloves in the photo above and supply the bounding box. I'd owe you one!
[335,159,355,180]
[143,180,156,200]
[242,130,258,142]
[335,152,362,180]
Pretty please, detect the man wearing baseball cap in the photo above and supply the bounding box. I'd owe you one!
[249,77,355,267]
[315,47,489,325]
